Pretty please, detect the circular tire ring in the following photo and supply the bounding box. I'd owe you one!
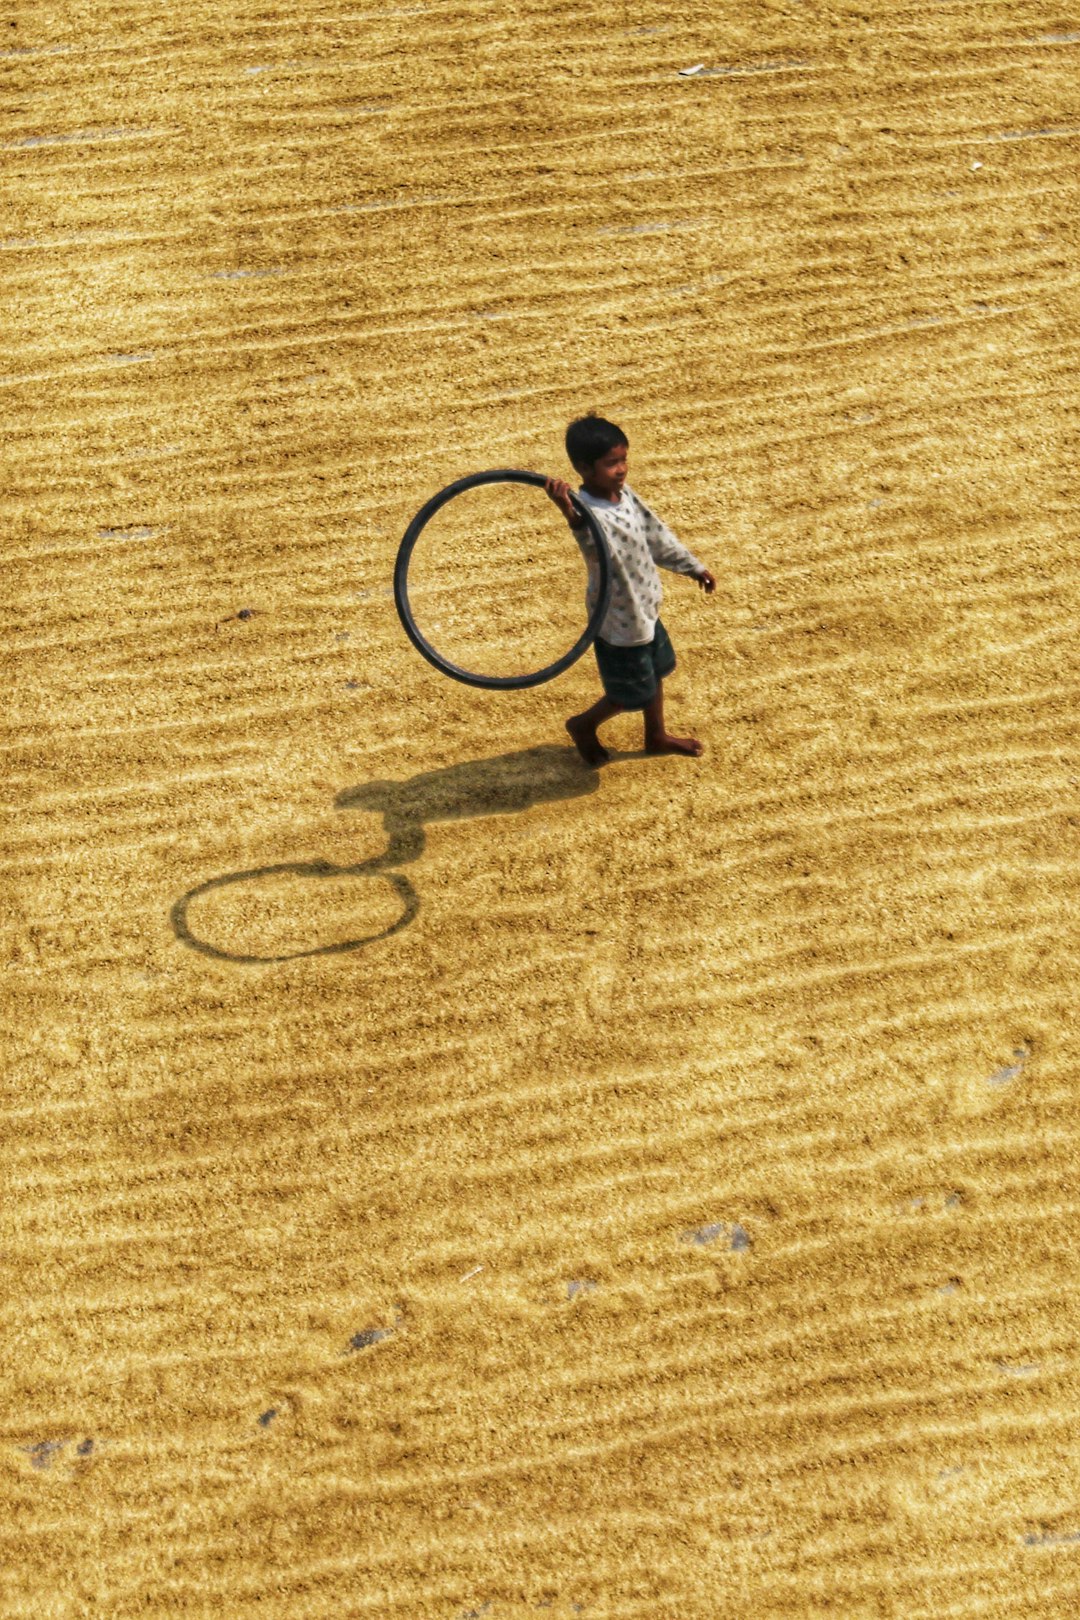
[393,468,612,691]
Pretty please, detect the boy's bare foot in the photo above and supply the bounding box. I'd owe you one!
[566,715,610,765]
[645,732,704,757]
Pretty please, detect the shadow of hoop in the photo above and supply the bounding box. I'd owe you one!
[170,745,599,965]
[170,858,419,964]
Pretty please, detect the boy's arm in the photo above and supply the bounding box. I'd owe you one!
[634,492,712,584]
[545,476,587,528]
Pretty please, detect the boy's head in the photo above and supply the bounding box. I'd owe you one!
[565,414,629,500]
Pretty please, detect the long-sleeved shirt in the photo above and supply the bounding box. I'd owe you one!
[572,485,704,646]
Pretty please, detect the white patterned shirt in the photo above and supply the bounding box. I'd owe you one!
[572,485,704,646]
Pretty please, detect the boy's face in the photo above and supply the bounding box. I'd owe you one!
[577,441,628,502]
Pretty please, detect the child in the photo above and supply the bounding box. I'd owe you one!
[545,414,715,765]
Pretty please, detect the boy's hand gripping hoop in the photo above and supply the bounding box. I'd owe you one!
[393,468,612,691]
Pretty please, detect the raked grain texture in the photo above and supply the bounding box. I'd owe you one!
[3,1,1080,1615]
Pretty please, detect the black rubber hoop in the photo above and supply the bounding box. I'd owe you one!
[393,468,612,691]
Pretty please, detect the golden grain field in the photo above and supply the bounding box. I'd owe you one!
[4,1,1080,1615]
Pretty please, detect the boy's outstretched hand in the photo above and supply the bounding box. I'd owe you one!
[545,476,581,528]
[694,568,717,594]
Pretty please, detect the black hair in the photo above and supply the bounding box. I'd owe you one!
[565,414,629,471]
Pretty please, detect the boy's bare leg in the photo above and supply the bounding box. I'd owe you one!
[643,680,703,757]
[566,695,622,765]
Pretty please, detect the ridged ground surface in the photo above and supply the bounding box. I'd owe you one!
[4,2,1080,1615]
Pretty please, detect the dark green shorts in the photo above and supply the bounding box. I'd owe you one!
[593,619,676,709]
